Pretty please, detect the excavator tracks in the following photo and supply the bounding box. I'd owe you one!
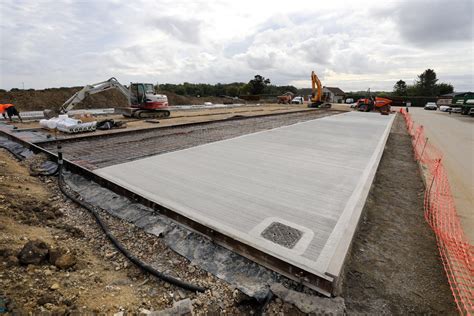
[116,107,170,119]
[134,110,171,119]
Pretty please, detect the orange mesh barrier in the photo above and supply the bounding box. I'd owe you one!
[399,108,473,315]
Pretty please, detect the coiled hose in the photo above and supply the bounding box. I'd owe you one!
[56,145,206,293]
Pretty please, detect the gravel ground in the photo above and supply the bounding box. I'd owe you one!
[342,114,457,314]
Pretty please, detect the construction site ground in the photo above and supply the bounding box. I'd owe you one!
[37,109,342,169]
[10,104,323,139]
[0,106,456,314]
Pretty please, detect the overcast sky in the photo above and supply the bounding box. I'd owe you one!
[0,0,472,91]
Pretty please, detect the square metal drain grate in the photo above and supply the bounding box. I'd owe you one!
[261,222,303,249]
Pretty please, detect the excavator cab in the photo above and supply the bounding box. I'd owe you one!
[125,82,170,118]
[130,83,147,105]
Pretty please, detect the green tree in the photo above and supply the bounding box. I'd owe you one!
[279,85,298,95]
[248,75,270,95]
[393,80,408,96]
[406,84,418,96]
[415,69,439,96]
[436,82,454,95]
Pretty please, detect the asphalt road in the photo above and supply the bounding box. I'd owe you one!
[408,107,474,243]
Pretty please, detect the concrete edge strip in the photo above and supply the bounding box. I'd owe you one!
[315,113,395,279]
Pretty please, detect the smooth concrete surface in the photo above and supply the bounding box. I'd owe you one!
[408,107,474,243]
[95,111,394,283]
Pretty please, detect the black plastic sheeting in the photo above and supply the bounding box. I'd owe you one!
[64,172,286,301]
[0,136,58,175]
[40,160,59,174]
[0,136,34,160]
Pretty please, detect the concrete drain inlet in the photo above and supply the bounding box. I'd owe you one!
[261,222,303,249]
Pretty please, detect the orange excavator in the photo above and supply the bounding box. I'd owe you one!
[308,71,331,108]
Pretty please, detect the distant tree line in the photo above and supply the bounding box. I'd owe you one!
[157,75,298,97]
[392,69,454,97]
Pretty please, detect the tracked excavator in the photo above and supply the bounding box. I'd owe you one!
[43,77,170,119]
[308,71,331,108]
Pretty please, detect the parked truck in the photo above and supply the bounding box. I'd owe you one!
[452,92,474,115]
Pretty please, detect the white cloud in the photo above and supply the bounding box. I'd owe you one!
[0,0,472,91]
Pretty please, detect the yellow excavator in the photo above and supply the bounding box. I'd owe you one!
[308,71,331,108]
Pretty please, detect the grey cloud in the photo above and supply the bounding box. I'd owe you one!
[223,35,255,57]
[330,50,392,75]
[388,0,473,45]
[246,51,278,70]
[0,0,472,92]
[153,16,203,44]
[296,38,336,65]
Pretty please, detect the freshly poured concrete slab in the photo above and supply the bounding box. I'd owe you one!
[95,111,395,293]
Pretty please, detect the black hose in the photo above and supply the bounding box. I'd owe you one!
[57,166,206,293]
[255,290,274,315]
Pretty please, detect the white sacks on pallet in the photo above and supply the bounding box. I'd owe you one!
[40,115,96,134]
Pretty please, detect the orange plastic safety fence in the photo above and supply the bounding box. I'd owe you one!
[399,108,473,315]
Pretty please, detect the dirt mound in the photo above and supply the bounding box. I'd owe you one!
[0,87,129,112]
[0,88,237,112]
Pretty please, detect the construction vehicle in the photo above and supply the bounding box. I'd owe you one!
[357,89,391,114]
[277,92,295,104]
[452,92,474,115]
[44,77,170,119]
[308,71,331,108]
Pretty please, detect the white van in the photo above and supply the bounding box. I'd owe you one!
[291,96,304,104]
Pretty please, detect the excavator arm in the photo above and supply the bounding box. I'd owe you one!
[308,70,330,108]
[43,77,170,120]
[60,77,131,113]
[310,71,322,103]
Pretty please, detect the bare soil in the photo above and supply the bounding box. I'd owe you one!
[0,150,260,314]
[0,88,240,112]
[342,114,457,314]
